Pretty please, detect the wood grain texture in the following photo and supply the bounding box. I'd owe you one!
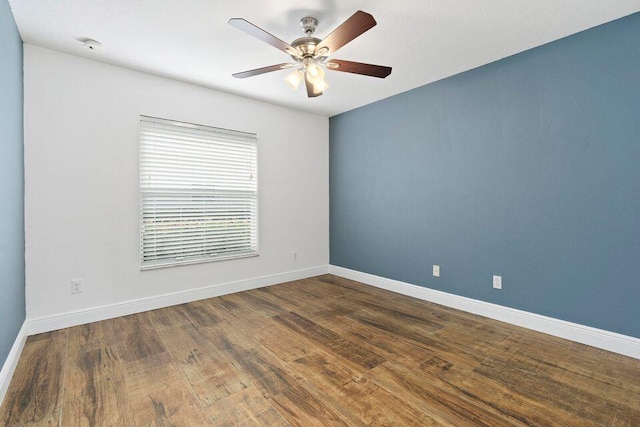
[111,314,166,363]
[0,330,67,426]
[227,18,297,56]
[271,381,365,426]
[232,63,294,79]
[315,10,377,56]
[61,345,128,426]
[2,274,639,426]
[326,60,392,78]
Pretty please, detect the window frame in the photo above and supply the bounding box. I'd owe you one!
[139,115,259,270]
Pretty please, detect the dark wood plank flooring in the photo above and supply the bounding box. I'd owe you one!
[1,274,639,426]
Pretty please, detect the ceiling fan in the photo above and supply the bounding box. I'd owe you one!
[229,10,392,98]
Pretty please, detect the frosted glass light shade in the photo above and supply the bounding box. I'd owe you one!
[306,64,325,84]
[313,79,329,93]
[285,69,303,90]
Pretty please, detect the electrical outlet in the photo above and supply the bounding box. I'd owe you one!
[292,251,297,261]
[493,275,502,290]
[433,265,440,277]
[71,279,83,294]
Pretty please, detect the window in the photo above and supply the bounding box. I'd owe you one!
[139,116,258,269]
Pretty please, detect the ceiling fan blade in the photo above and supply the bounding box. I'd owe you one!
[315,11,377,56]
[305,77,322,98]
[229,18,300,58]
[326,60,392,78]
[232,63,295,79]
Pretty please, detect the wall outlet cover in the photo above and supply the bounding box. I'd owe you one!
[493,275,502,290]
[71,279,83,294]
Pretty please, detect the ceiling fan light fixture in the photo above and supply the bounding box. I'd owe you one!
[305,63,325,84]
[229,11,392,99]
[285,69,303,90]
[313,79,329,93]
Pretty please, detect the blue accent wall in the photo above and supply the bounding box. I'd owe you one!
[330,13,640,338]
[0,0,25,367]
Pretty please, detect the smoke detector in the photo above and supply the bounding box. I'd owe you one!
[78,38,102,51]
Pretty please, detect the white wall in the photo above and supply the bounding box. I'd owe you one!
[24,45,329,320]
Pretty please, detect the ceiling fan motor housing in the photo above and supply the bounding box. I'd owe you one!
[291,36,322,59]
[290,17,330,62]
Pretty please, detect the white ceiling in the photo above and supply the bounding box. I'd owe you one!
[8,1,640,117]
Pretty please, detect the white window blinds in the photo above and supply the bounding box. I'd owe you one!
[140,116,258,269]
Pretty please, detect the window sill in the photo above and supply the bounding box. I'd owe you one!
[140,252,259,271]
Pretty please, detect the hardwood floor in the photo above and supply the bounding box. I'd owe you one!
[1,274,639,426]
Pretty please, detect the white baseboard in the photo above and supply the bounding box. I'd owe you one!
[26,265,329,335]
[0,322,28,407]
[329,265,640,360]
